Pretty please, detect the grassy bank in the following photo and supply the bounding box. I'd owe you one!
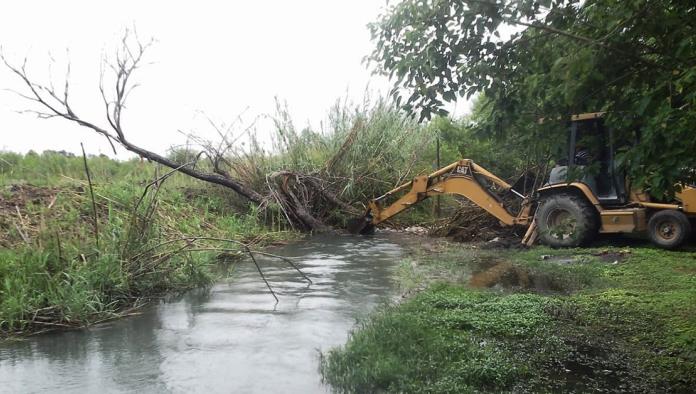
[0,101,443,336]
[321,240,696,393]
[0,98,536,338]
[0,151,292,337]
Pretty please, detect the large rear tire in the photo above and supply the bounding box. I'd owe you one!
[536,193,599,248]
[647,210,691,249]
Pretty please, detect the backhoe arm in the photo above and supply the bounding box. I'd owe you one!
[355,160,532,233]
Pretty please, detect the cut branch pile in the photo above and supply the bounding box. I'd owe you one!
[262,171,362,231]
[429,200,521,243]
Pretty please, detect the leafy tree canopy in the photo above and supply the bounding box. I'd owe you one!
[369,0,696,197]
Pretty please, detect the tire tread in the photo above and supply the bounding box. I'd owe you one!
[536,192,598,247]
[647,210,691,249]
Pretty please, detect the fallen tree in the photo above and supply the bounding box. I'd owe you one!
[2,32,367,231]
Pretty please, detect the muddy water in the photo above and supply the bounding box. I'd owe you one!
[0,234,402,393]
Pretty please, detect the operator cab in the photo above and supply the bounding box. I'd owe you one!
[547,112,628,205]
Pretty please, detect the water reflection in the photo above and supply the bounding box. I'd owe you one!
[0,233,401,393]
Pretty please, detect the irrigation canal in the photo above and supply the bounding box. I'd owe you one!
[0,234,402,393]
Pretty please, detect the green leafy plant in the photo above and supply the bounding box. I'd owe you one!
[368,0,696,197]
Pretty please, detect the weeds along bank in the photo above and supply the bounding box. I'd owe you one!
[0,100,476,336]
[0,97,537,336]
[168,99,535,230]
[321,242,696,393]
[0,151,294,336]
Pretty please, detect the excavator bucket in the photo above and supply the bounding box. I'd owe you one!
[346,216,375,235]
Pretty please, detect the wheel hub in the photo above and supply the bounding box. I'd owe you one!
[658,222,677,240]
[547,208,577,240]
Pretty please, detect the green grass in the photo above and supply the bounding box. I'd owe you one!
[322,243,696,393]
[322,286,561,393]
[0,151,293,336]
[0,150,144,187]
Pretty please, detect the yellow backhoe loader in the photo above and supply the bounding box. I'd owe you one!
[349,113,696,249]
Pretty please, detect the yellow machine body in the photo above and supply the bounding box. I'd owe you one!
[677,187,696,214]
[361,159,695,246]
[367,160,533,228]
[357,113,694,248]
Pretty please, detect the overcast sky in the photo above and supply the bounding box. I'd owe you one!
[0,0,425,157]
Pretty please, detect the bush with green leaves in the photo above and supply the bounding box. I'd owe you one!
[368,0,696,198]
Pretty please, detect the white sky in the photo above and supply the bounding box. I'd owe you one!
[0,0,415,158]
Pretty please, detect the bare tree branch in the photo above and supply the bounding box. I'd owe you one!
[2,32,359,232]
[2,33,265,204]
